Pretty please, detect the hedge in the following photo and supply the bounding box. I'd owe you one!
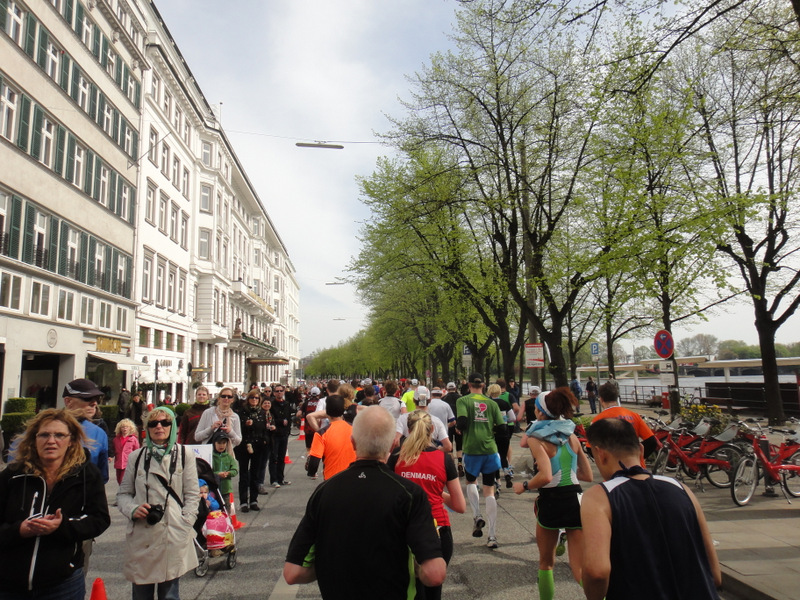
[174,403,191,418]
[1,412,36,434]
[98,405,119,425]
[4,398,36,413]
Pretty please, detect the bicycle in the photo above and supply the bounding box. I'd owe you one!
[730,418,800,506]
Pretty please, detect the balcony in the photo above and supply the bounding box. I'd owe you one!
[230,279,276,321]
[228,321,279,358]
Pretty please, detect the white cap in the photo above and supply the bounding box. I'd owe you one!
[310,387,321,395]
[414,386,430,403]
[446,381,457,390]
[410,378,419,386]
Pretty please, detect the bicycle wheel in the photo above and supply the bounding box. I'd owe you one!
[781,450,800,498]
[652,447,669,476]
[705,444,743,489]
[731,456,758,506]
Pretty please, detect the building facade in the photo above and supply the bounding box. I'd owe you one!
[0,0,299,411]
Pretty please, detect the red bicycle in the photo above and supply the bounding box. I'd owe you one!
[730,418,800,506]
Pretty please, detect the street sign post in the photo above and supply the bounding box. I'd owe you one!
[590,342,600,362]
[654,330,674,359]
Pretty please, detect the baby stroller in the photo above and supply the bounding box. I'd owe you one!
[194,458,237,575]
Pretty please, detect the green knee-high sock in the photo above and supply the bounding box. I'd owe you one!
[538,569,555,600]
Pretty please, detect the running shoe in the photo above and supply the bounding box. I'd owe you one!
[556,531,567,556]
[505,473,513,488]
[486,536,498,549]
[472,516,485,538]
[458,464,465,478]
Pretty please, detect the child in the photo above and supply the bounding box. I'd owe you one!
[113,418,140,484]
[211,431,239,511]
[199,479,220,511]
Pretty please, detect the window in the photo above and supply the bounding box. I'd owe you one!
[176,334,184,353]
[1,81,18,141]
[169,203,179,241]
[116,306,127,332]
[183,119,190,144]
[142,254,152,301]
[57,289,74,321]
[46,41,61,81]
[178,272,186,314]
[153,329,162,349]
[158,195,168,232]
[5,2,25,46]
[201,142,212,167]
[40,117,55,168]
[171,156,180,187]
[198,229,210,259]
[167,266,176,310]
[30,281,51,316]
[102,103,114,136]
[80,296,94,325]
[81,15,93,48]
[66,230,79,277]
[163,92,172,121]
[200,185,212,212]
[137,185,154,228]
[173,108,181,132]
[213,288,219,324]
[151,73,161,102]
[148,127,158,164]
[156,259,165,306]
[106,47,116,78]
[182,168,189,197]
[76,76,91,111]
[180,213,188,249]
[116,254,127,296]
[124,126,133,155]
[139,326,150,347]
[99,301,111,329]
[94,242,105,288]
[160,143,169,175]
[0,271,22,309]
[166,331,174,351]
[119,185,129,221]
[73,143,85,189]
[98,165,109,206]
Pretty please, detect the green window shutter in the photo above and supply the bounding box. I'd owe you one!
[70,64,80,101]
[134,81,141,108]
[74,3,84,36]
[111,248,119,293]
[131,130,139,159]
[30,105,44,160]
[58,221,69,276]
[0,0,7,33]
[97,94,106,124]
[48,216,58,272]
[114,58,122,86]
[83,149,94,195]
[100,36,108,68]
[22,204,35,265]
[87,237,96,286]
[78,232,89,282]
[103,245,112,291]
[108,171,117,213]
[8,195,22,260]
[54,126,66,176]
[122,65,129,94]
[24,13,36,58]
[17,95,31,151]
[37,29,48,69]
[65,135,76,182]
[60,54,70,92]
[112,109,120,142]
[92,155,102,201]
[92,28,100,58]
[125,255,132,299]
[89,84,97,120]
[63,0,73,24]
[128,187,136,223]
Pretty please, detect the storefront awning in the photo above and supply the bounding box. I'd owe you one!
[87,351,148,371]
[247,358,289,365]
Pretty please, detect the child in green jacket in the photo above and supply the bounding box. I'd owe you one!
[211,431,239,510]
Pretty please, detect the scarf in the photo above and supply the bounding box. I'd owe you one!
[525,418,575,446]
[145,406,178,461]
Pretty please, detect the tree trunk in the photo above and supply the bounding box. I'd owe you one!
[754,311,785,424]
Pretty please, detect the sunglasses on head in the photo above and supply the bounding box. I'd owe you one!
[147,419,172,428]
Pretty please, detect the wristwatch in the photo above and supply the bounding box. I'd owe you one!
[522,480,529,491]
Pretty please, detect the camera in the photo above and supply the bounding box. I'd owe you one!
[146,504,164,525]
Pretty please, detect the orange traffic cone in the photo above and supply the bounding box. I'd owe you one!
[89,578,107,600]
[229,493,245,530]
[298,418,306,441]
[284,447,293,464]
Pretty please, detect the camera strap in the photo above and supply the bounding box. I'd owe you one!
[142,445,185,510]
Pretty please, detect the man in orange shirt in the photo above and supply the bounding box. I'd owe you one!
[306,395,356,480]
[591,383,658,462]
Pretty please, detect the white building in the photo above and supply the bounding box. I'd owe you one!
[0,0,299,412]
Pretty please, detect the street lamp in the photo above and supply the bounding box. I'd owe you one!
[296,142,344,150]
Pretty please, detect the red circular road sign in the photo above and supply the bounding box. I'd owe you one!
[654,330,674,359]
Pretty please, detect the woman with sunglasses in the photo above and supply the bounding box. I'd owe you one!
[117,407,199,600]
[194,387,242,447]
[0,409,110,600]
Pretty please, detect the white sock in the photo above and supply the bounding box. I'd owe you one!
[486,494,498,538]
[467,483,480,518]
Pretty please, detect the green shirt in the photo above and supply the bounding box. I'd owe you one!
[456,392,502,455]
[401,389,416,413]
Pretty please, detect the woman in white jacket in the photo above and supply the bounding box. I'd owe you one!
[194,387,242,447]
[117,406,199,600]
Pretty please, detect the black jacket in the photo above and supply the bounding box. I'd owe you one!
[236,405,270,445]
[0,460,110,592]
[270,399,294,437]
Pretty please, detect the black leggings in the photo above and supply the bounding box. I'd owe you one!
[417,526,453,600]
[495,435,511,470]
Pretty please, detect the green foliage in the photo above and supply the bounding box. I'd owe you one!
[1,412,36,434]
[174,403,192,418]
[98,405,119,424]
[4,398,36,413]
[717,340,761,360]
[679,404,728,436]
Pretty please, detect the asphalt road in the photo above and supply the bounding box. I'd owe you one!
[90,435,744,599]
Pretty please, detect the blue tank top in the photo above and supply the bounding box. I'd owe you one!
[601,475,719,599]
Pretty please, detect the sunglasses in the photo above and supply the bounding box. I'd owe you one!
[36,432,71,441]
[147,419,172,428]
[273,389,285,393]
[219,394,234,399]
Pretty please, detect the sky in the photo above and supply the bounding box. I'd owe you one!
[155,1,800,358]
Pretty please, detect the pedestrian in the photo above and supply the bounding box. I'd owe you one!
[118,386,131,416]
[569,376,582,404]
[395,386,453,453]
[194,387,242,447]
[607,373,620,394]
[512,387,593,600]
[456,372,504,549]
[0,409,110,600]
[585,376,598,414]
[518,386,541,424]
[378,379,406,420]
[235,390,269,512]
[269,384,293,488]
[591,383,657,464]
[113,418,140,485]
[486,383,515,489]
[127,393,147,436]
[283,406,446,598]
[255,397,277,495]
[389,410,466,600]
[296,386,322,451]
[305,395,356,480]
[178,386,211,445]
[442,381,464,477]
[117,407,199,600]
[581,418,722,599]
[211,431,238,512]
